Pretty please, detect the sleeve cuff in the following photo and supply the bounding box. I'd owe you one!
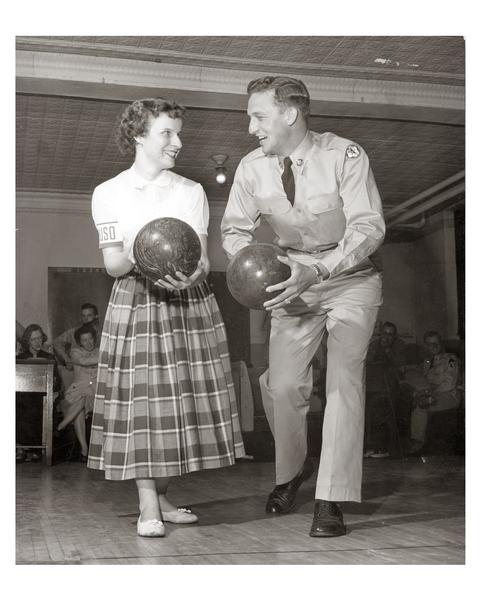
[311,262,330,281]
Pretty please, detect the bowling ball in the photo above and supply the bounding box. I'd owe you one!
[226,243,291,309]
[133,217,201,281]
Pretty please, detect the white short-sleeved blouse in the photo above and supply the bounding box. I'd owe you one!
[92,166,209,253]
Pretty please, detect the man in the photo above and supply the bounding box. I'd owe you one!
[221,76,385,537]
[53,303,101,370]
[364,321,407,459]
[402,331,460,454]
[367,321,407,369]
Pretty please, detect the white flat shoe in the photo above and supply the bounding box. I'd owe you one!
[162,507,198,524]
[137,517,165,537]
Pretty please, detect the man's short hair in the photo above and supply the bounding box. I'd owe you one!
[81,303,98,316]
[74,324,97,346]
[424,330,441,342]
[382,321,397,335]
[247,76,310,118]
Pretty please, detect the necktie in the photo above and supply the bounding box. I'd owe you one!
[281,156,295,206]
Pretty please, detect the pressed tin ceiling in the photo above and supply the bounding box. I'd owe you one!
[16,35,465,230]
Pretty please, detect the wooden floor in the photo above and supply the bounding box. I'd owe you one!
[16,454,465,565]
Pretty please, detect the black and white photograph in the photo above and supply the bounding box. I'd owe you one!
[8,3,476,595]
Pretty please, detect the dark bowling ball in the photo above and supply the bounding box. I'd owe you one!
[133,217,202,281]
[226,243,291,309]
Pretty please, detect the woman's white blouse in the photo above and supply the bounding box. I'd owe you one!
[92,166,209,253]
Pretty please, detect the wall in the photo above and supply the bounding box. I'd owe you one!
[376,242,416,340]
[413,211,459,341]
[16,210,102,337]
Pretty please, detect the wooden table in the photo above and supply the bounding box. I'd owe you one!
[16,360,55,466]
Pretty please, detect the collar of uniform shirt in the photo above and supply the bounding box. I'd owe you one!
[277,130,314,175]
[128,165,173,190]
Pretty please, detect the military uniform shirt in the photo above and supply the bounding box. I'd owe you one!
[422,352,459,393]
[221,131,385,279]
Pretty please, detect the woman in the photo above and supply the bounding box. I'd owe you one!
[88,98,245,537]
[57,324,99,462]
[18,324,55,361]
[16,324,60,462]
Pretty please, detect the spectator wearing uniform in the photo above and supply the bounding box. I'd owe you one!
[89,98,245,538]
[53,303,101,370]
[402,331,460,454]
[221,76,385,537]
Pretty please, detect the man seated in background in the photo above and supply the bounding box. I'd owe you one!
[53,303,101,370]
[401,331,460,455]
[364,321,407,458]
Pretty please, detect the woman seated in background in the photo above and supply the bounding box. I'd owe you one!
[17,323,56,362]
[57,324,99,462]
[16,324,61,462]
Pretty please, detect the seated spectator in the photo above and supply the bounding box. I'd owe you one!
[16,324,61,462]
[364,321,407,459]
[56,325,99,462]
[367,321,407,370]
[53,303,101,370]
[16,320,25,355]
[401,331,460,455]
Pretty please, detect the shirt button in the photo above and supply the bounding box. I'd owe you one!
[296,159,303,166]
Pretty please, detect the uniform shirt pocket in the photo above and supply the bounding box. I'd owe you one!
[305,192,342,214]
[304,192,346,243]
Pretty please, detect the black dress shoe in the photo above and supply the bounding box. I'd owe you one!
[309,500,347,537]
[266,458,315,514]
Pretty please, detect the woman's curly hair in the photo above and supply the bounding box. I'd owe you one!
[21,324,47,352]
[115,98,186,155]
[74,324,97,346]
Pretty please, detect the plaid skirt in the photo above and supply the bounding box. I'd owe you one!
[87,274,245,480]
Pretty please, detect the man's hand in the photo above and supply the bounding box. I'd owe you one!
[263,256,319,311]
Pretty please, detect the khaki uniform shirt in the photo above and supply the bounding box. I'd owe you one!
[422,352,459,394]
[221,131,385,279]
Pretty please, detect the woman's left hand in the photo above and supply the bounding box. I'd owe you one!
[155,261,207,290]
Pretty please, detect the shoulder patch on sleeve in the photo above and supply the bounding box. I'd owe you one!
[448,356,457,368]
[346,144,361,159]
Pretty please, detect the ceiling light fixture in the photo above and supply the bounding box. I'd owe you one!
[211,154,229,185]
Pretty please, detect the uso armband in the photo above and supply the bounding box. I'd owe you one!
[97,221,123,249]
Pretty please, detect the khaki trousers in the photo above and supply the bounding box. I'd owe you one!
[410,391,460,444]
[260,268,382,502]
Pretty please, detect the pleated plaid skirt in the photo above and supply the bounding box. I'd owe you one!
[87,273,245,480]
